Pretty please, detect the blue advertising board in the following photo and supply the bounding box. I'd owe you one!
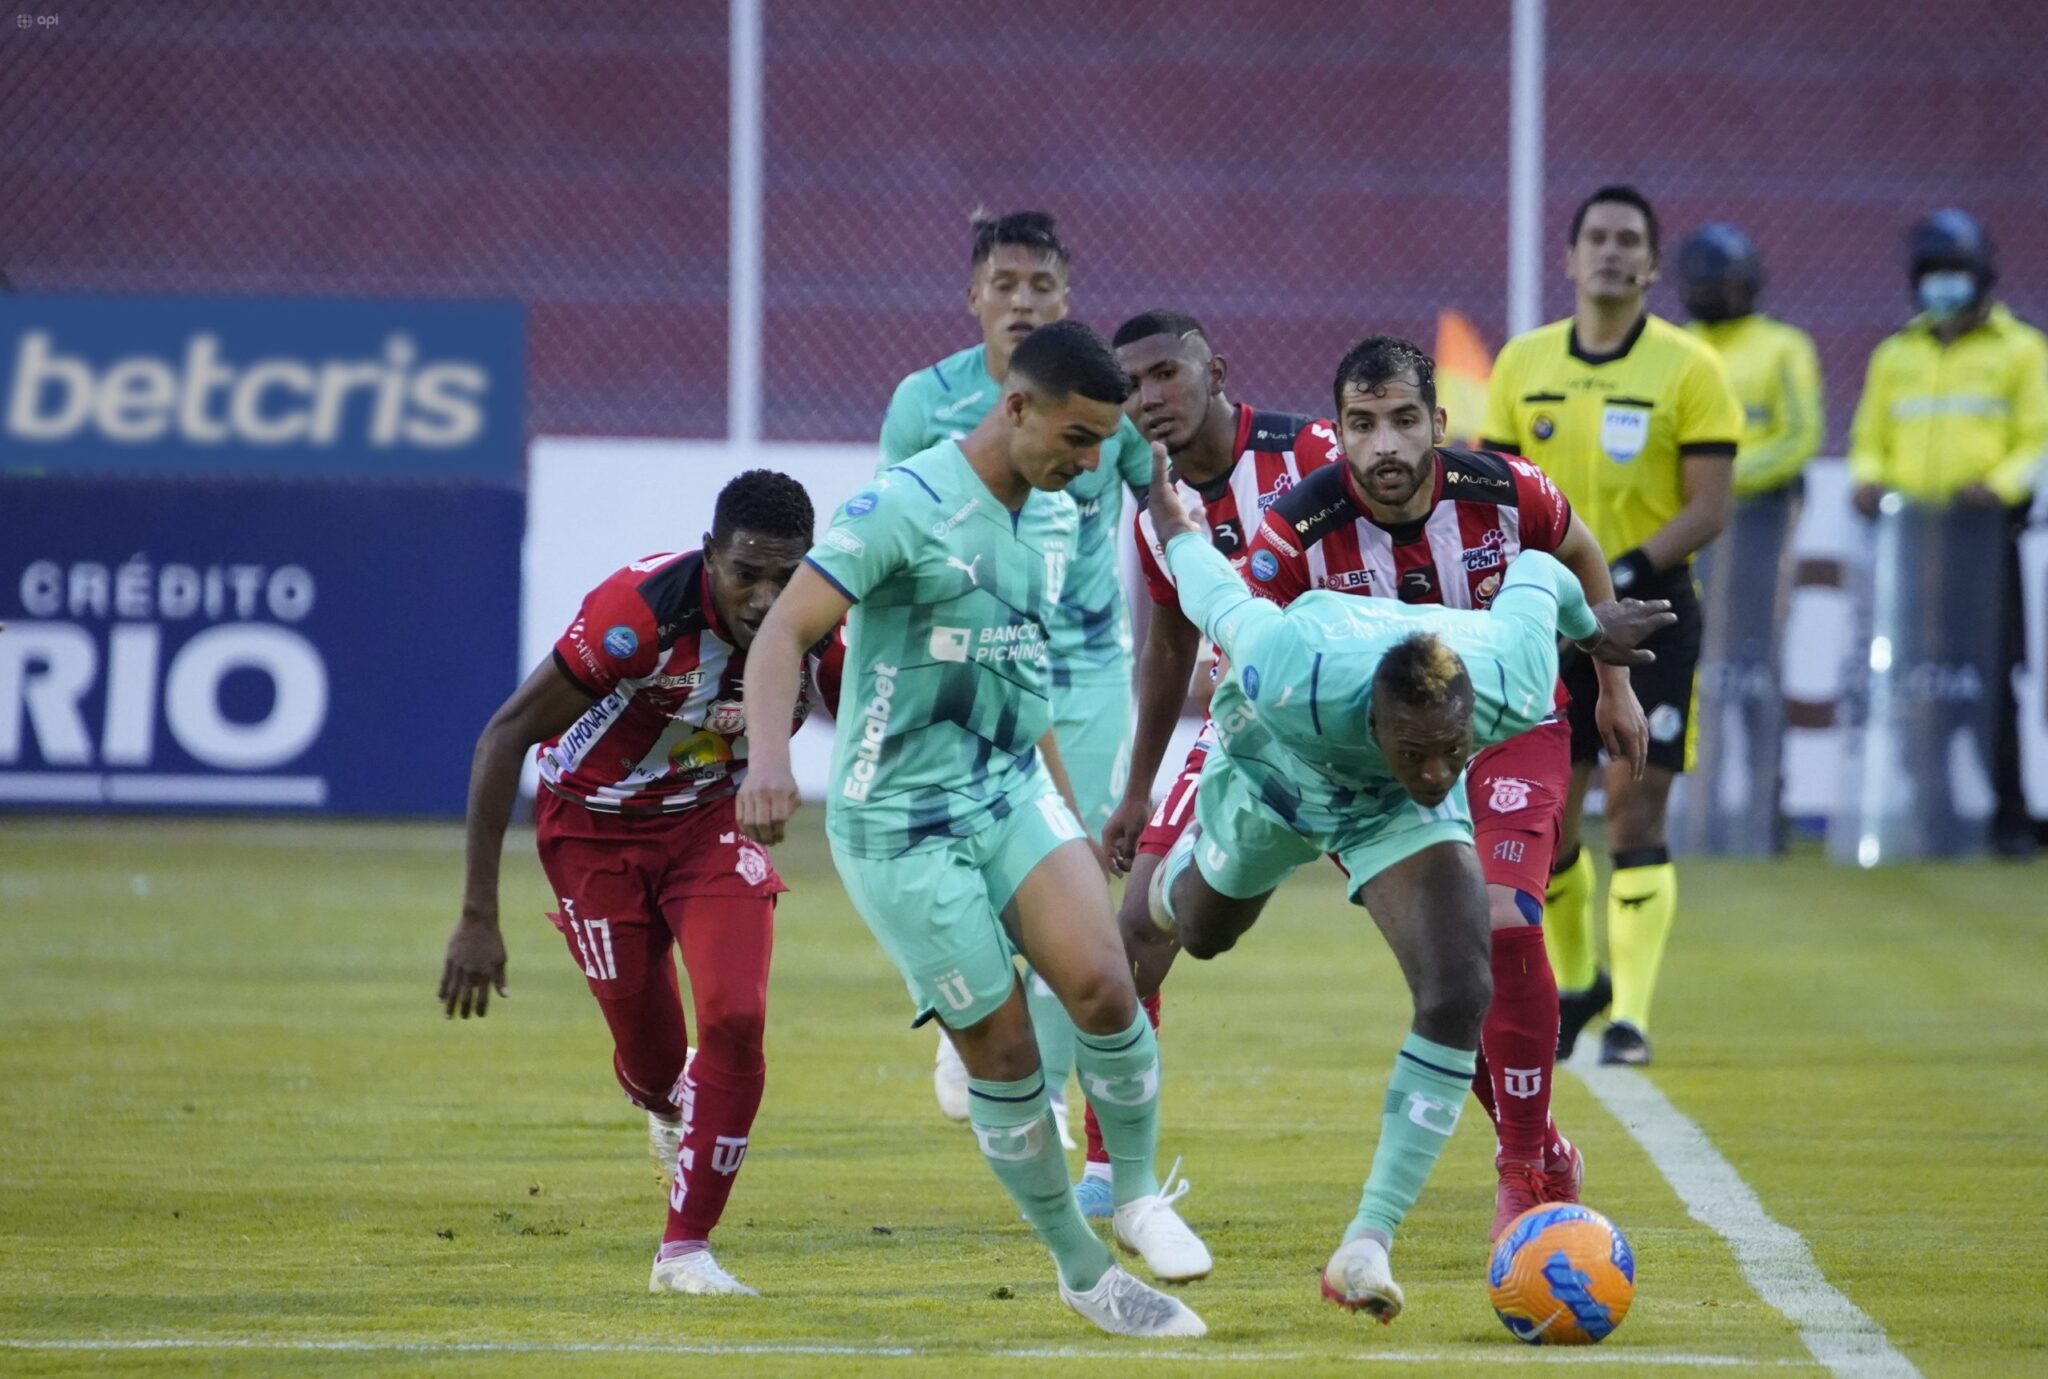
[0,476,522,814]
[1,295,523,480]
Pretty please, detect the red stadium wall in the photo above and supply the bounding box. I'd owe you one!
[7,1,2044,445]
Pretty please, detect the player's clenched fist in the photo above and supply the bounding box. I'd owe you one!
[736,763,802,845]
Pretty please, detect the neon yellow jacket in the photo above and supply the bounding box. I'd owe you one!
[1847,303,2048,505]
[1687,314,1824,497]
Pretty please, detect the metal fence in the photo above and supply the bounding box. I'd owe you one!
[8,0,2046,445]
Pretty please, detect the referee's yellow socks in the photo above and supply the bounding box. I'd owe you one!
[1542,845,1598,992]
[1607,848,1677,1031]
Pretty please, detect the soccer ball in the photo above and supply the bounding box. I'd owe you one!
[1487,1203,1635,1344]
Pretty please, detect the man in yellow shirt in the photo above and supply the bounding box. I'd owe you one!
[1848,209,2048,857]
[1483,185,1741,1065]
[1677,224,1824,854]
[1680,224,1824,500]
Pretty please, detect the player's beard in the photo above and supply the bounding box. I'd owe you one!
[1364,455,1430,507]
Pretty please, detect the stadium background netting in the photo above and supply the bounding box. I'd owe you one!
[5,0,2046,445]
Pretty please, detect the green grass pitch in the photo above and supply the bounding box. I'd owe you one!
[2,815,2043,1377]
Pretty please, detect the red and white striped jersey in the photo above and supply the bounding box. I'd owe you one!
[1246,443,1576,710]
[1247,443,1573,610]
[1135,404,1331,604]
[539,550,839,814]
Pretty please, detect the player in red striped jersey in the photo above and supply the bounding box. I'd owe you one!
[1064,310,1331,1216]
[440,470,838,1297]
[1245,337,1651,1239]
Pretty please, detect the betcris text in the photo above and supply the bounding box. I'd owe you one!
[0,295,523,479]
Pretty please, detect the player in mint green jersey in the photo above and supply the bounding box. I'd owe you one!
[741,322,1208,1339]
[1141,456,1672,1325]
[879,209,1154,1139]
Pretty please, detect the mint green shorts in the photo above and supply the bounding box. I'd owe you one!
[830,782,1089,1029]
[1191,749,1473,905]
[1052,666,1134,838]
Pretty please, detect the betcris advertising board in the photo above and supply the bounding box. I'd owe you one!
[0,295,525,814]
[2,295,522,479]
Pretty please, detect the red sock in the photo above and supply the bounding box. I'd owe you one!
[662,896,772,1246]
[1484,925,1558,1163]
[663,1048,765,1243]
[1085,990,1162,1166]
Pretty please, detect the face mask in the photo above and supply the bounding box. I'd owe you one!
[1917,270,1976,322]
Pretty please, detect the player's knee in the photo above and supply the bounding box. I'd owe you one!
[1605,779,1673,851]
[1414,960,1492,1045]
[695,1003,767,1067]
[1061,963,1138,1036]
[1178,915,1236,961]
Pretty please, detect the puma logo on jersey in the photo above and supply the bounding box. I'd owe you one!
[946,554,983,586]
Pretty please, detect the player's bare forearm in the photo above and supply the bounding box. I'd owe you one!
[446,660,590,1018]
[460,724,528,923]
[742,565,845,772]
[1639,455,1734,569]
[737,564,849,844]
[1554,515,1631,697]
[459,661,593,924]
[1125,602,1201,808]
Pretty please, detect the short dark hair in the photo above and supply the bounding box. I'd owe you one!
[1112,309,1208,350]
[1009,320,1132,406]
[1568,184,1660,258]
[712,469,813,546]
[1375,633,1472,713]
[970,208,1069,270]
[1332,335,1436,416]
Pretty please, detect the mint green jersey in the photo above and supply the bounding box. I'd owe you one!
[810,440,1080,858]
[880,342,1152,673]
[1163,535,1599,836]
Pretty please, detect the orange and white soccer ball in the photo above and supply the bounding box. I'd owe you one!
[1487,1203,1635,1344]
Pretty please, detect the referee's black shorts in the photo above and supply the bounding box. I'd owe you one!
[1561,569,1702,774]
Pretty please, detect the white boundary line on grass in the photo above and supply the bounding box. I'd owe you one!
[1567,1050,1920,1379]
[0,1339,1814,1366]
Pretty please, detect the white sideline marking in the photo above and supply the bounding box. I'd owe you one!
[1568,1049,1920,1379]
[0,1339,1813,1366]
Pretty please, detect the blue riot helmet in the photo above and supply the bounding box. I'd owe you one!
[1678,222,1761,323]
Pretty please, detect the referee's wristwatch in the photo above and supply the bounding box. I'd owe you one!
[1609,548,1657,594]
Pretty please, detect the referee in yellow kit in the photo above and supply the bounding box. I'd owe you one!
[1483,185,1742,1066]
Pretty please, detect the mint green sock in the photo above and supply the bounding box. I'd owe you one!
[1346,1032,1477,1244]
[1074,1011,1162,1206]
[967,1073,1112,1291]
[1024,970,1077,1102]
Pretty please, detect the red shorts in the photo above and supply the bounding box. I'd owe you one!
[1136,738,1211,859]
[533,789,784,998]
[1467,717,1571,898]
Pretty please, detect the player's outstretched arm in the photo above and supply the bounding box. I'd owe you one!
[1148,444,1280,663]
[1553,513,1650,778]
[1104,597,1200,874]
[443,661,595,1019]
[737,563,851,846]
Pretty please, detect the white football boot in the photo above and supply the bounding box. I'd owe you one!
[647,1046,698,1185]
[1048,1086,1079,1152]
[1111,1158,1212,1282]
[648,1245,758,1297]
[1059,1264,1206,1338]
[1321,1234,1403,1322]
[933,1029,970,1122]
